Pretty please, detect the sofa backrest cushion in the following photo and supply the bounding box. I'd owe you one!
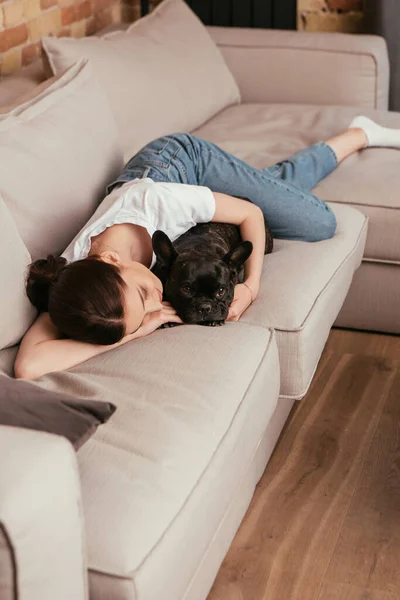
[0,198,36,350]
[42,0,240,160]
[0,61,47,108]
[0,73,60,114]
[0,58,123,261]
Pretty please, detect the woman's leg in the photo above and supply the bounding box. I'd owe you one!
[109,127,368,243]
[174,134,338,242]
[111,133,339,242]
[263,128,367,191]
[325,128,368,163]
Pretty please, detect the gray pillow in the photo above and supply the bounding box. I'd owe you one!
[0,376,116,449]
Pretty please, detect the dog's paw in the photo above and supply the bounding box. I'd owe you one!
[200,320,225,327]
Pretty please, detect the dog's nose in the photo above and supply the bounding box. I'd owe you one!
[199,303,212,316]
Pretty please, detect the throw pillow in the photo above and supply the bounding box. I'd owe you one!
[0,74,60,114]
[0,375,116,450]
[0,58,123,261]
[42,0,240,160]
[0,197,36,350]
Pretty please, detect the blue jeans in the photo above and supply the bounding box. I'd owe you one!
[107,133,338,241]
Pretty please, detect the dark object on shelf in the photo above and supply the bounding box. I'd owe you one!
[141,0,297,30]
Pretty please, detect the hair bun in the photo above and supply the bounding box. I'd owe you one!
[26,254,67,313]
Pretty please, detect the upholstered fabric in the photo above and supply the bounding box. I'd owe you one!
[208,26,390,110]
[314,148,400,263]
[0,347,17,378]
[0,426,87,600]
[0,73,59,114]
[0,59,123,260]
[193,102,400,265]
[239,203,367,398]
[0,62,46,107]
[33,322,278,599]
[0,524,14,600]
[335,260,400,332]
[88,398,294,600]
[0,198,36,350]
[42,0,240,160]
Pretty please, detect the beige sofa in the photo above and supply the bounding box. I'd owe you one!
[0,8,396,600]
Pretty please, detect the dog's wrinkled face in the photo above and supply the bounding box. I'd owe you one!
[165,257,236,324]
[152,231,252,325]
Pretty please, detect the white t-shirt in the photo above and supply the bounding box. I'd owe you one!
[62,178,216,267]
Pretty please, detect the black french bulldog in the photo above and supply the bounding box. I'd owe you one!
[152,219,273,326]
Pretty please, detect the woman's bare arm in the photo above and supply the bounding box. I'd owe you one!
[211,192,266,320]
[14,313,122,380]
[212,192,265,296]
[14,307,182,380]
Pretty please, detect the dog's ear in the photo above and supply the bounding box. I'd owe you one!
[223,241,253,269]
[152,230,178,269]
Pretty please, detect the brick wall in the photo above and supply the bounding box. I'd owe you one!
[0,0,141,76]
[298,0,364,33]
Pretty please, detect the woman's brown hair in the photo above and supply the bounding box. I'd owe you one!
[26,255,127,345]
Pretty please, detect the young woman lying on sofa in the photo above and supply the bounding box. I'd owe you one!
[14,116,398,379]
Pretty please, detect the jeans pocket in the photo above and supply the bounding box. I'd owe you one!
[105,166,151,195]
[145,165,173,182]
[124,166,151,179]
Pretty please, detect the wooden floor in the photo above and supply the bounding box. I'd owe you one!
[207,328,400,600]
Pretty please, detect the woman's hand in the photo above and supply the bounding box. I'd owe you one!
[227,283,254,322]
[128,301,183,340]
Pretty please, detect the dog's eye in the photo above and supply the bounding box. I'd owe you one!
[216,286,226,298]
[181,285,192,296]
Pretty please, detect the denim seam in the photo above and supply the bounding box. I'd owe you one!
[172,156,189,183]
[320,142,339,168]
[138,158,171,169]
[140,142,189,171]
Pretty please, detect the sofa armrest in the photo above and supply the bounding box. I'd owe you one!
[0,426,87,600]
[208,27,390,110]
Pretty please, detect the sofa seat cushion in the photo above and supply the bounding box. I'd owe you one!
[243,203,366,397]
[193,102,400,264]
[34,323,279,599]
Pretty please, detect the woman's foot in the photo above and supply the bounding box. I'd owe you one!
[349,115,400,149]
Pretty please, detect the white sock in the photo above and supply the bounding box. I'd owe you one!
[349,115,400,149]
